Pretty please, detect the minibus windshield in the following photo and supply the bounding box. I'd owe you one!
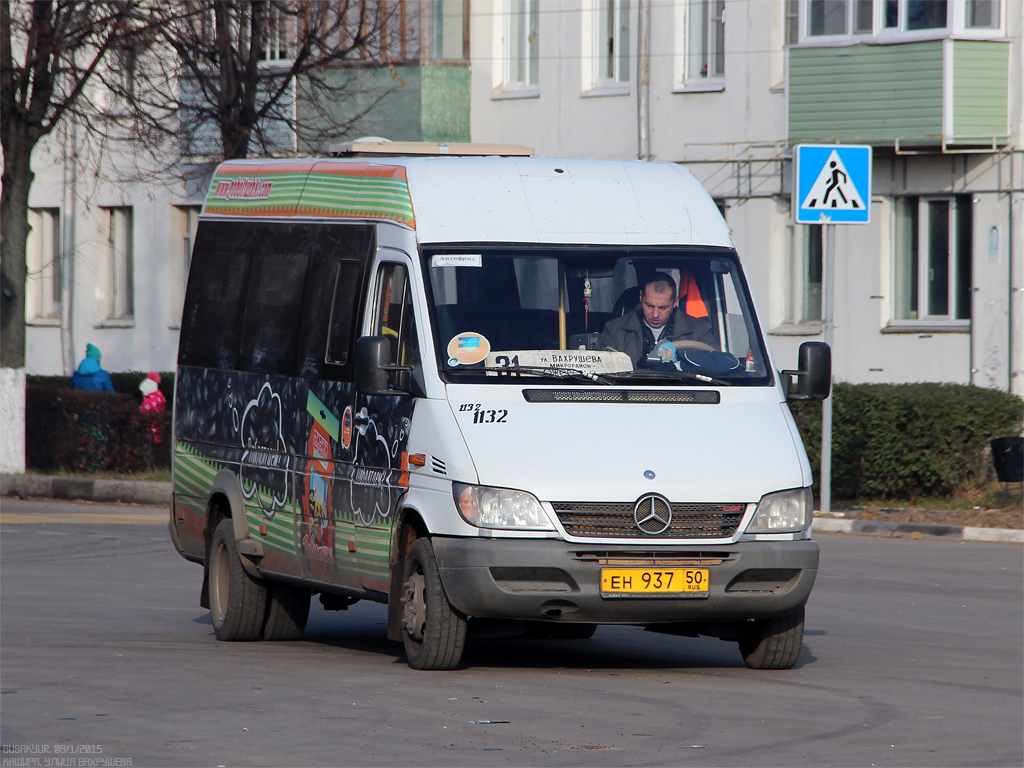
[423,246,773,386]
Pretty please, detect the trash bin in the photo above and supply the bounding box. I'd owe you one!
[991,437,1024,483]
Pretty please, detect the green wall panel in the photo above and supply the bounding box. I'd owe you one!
[788,39,1009,146]
[951,40,1010,138]
[420,65,471,143]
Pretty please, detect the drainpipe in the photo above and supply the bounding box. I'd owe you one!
[60,118,78,375]
[636,0,651,161]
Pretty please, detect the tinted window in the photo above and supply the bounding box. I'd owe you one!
[238,224,317,375]
[178,221,254,369]
[318,225,374,379]
[179,220,373,376]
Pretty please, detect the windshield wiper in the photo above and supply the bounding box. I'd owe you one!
[445,363,614,385]
[602,368,732,386]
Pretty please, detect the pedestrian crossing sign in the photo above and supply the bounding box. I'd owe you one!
[794,144,872,224]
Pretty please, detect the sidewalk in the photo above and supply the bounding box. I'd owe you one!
[2,474,170,506]
[2,473,1021,543]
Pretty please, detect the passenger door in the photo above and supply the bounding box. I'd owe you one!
[352,255,420,594]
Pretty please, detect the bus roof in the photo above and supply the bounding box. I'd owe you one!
[202,155,733,248]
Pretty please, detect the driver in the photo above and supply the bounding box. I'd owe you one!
[600,272,715,366]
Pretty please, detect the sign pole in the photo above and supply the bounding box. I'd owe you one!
[795,143,871,516]
[820,222,835,514]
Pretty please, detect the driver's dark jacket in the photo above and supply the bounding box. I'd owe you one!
[599,307,715,366]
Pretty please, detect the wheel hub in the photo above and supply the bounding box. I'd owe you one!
[402,571,427,642]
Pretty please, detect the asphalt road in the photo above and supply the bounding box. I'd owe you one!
[1,498,1021,768]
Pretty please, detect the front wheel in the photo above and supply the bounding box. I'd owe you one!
[208,519,267,641]
[738,607,805,670]
[401,538,467,670]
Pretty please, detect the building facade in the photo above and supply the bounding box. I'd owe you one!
[468,0,1022,394]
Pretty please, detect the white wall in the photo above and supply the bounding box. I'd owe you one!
[24,132,205,376]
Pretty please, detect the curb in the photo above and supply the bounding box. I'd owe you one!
[813,516,1023,544]
[1,474,170,506]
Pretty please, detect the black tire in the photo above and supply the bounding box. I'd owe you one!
[401,538,467,670]
[262,583,310,641]
[208,519,267,641]
[739,607,805,670]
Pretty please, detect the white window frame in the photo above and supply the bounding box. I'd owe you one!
[892,195,972,327]
[27,208,62,323]
[496,0,540,98]
[584,0,631,95]
[170,205,201,327]
[676,0,725,91]
[799,0,1005,44]
[100,206,135,323]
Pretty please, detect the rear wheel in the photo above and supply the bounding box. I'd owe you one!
[208,519,267,641]
[738,607,805,670]
[262,583,310,641]
[401,538,467,670]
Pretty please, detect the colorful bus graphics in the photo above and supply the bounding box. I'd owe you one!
[173,366,414,589]
[301,390,338,580]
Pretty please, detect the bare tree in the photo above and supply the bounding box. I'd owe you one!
[0,0,151,368]
[123,0,417,173]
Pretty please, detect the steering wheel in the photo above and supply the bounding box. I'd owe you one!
[672,339,716,352]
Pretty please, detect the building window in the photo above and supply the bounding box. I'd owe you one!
[809,0,874,36]
[804,0,996,39]
[428,0,468,61]
[786,223,823,324]
[28,208,62,321]
[964,0,998,28]
[102,207,134,320]
[685,0,725,82]
[260,3,293,61]
[171,206,200,326]
[785,0,800,45]
[504,0,539,91]
[595,0,630,87]
[894,196,972,323]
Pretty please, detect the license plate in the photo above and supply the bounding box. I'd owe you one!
[600,568,710,598]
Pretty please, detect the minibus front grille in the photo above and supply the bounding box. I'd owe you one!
[551,502,745,538]
[523,389,720,404]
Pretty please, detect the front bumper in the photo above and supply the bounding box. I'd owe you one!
[432,537,818,624]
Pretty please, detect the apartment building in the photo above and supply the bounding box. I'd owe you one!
[469,0,1022,393]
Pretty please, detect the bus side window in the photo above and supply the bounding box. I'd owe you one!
[178,221,254,370]
[238,224,316,376]
[373,263,420,371]
[312,224,374,381]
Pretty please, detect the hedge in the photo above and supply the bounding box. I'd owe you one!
[22,376,1023,497]
[28,371,175,401]
[26,385,171,474]
[789,382,1023,501]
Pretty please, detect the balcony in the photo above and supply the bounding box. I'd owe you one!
[788,39,1010,151]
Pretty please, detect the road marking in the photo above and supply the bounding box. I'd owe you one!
[0,512,165,525]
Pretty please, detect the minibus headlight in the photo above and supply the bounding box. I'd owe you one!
[748,487,813,533]
[453,483,555,530]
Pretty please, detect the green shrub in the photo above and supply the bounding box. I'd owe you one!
[26,386,171,474]
[789,383,1023,501]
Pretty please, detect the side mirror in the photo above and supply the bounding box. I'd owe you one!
[355,336,415,396]
[783,341,831,401]
[355,336,393,395]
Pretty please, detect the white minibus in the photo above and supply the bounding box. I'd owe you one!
[170,141,831,670]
